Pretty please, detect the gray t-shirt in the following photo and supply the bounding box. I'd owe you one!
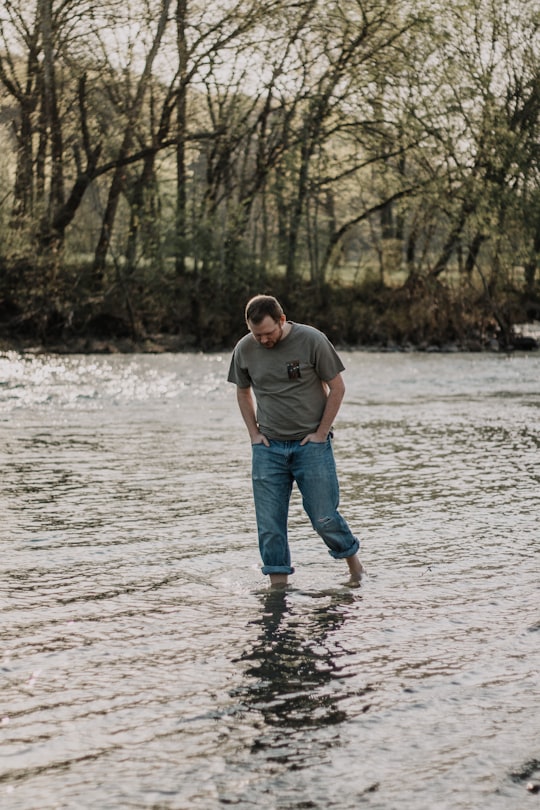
[227,322,345,440]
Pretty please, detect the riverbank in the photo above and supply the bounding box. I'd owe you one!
[1,273,539,355]
[1,323,538,357]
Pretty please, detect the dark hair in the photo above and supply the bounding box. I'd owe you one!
[245,294,284,325]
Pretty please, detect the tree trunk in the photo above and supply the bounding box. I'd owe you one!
[92,0,172,280]
[176,0,188,277]
[39,0,64,216]
[11,100,35,224]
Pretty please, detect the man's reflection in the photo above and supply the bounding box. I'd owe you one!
[236,588,359,758]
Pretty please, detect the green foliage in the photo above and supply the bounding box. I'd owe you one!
[2,252,536,352]
[0,0,539,351]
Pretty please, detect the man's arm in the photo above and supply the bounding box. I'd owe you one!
[236,386,270,446]
[300,372,345,445]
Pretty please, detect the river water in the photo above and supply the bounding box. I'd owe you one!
[1,349,539,810]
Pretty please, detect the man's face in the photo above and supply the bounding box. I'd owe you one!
[248,315,285,348]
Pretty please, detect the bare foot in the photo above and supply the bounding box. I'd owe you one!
[343,578,362,589]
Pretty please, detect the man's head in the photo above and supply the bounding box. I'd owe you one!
[245,294,286,348]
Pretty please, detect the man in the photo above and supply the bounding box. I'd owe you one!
[227,294,363,588]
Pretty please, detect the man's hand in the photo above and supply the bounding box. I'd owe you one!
[300,431,327,445]
[300,373,344,446]
[251,432,270,447]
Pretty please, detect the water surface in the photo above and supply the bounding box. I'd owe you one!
[1,350,539,809]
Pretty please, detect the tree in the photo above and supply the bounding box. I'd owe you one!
[0,2,40,225]
[275,0,427,287]
[0,0,538,346]
[397,0,540,288]
[91,0,172,278]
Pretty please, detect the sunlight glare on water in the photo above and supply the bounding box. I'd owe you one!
[1,350,539,809]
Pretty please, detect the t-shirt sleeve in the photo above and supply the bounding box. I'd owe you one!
[227,348,252,388]
[314,334,345,381]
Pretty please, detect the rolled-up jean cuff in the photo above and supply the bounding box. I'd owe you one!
[261,565,295,576]
[328,538,360,560]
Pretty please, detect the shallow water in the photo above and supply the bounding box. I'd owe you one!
[1,349,539,809]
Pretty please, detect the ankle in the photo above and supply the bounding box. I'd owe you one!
[346,554,364,580]
[269,573,288,587]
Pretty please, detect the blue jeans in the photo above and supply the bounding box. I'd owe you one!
[251,438,359,575]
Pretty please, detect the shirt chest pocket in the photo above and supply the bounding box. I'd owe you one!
[286,360,301,379]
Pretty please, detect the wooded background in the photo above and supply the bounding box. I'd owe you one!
[1,0,539,350]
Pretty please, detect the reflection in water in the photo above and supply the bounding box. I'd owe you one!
[236,588,362,762]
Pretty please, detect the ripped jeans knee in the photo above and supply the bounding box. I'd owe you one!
[313,511,359,559]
